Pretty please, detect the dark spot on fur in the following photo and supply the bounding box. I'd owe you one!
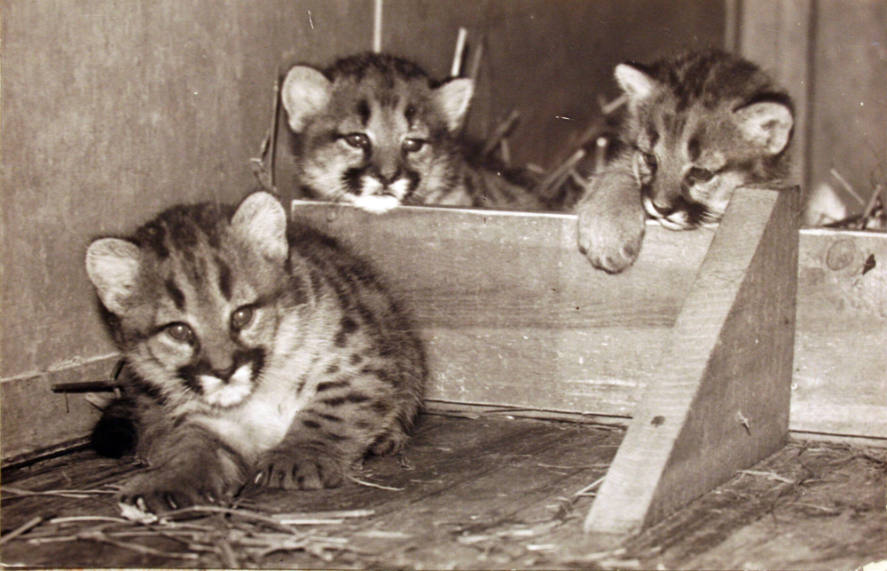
[302,419,322,429]
[340,316,359,334]
[370,400,391,414]
[345,392,371,403]
[215,257,232,300]
[651,415,666,426]
[356,99,371,126]
[687,135,701,162]
[350,353,363,365]
[405,103,417,127]
[165,278,186,311]
[316,379,350,392]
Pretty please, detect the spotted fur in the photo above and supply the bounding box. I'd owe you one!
[86,191,426,512]
[577,49,794,273]
[281,52,545,213]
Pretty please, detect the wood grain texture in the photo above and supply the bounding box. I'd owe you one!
[291,203,714,414]
[3,418,882,569]
[583,186,800,535]
[792,229,887,438]
[807,1,887,209]
[739,0,813,190]
[0,0,372,380]
[0,357,116,462]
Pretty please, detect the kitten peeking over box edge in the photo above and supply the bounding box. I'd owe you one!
[576,49,794,273]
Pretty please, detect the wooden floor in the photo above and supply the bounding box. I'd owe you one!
[1,413,885,569]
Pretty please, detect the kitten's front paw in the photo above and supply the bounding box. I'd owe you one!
[118,468,230,514]
[252,447,344,490]
[576,193,646,274]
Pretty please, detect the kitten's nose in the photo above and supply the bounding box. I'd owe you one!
[651,199,676,216]
[374,165,401,185]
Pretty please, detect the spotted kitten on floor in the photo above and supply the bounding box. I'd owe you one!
[281,52,545,213]
[86,191,426,512]
[577,49,794,273]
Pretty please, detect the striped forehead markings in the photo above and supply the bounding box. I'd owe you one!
[356,99,370,126]
[165,278,186,311]
[215,256,233,301]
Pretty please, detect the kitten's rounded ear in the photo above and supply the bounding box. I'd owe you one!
[281,65,332,132]
[614,63,657,102]
[434,78,474,132]
[86,238,142,315]
[232,192,288,264]
[734,101,794,155]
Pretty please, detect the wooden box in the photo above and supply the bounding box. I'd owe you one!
[292,185,802,535]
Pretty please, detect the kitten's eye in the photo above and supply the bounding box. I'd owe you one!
[343,133,370,150]
[230,306,255,331]
[639,151,658,173]
[165,323,195,344]
[402,138,426,153]
[687,167,715,184]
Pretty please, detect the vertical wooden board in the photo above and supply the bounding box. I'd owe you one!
[792,229,887,437]
[291,202,714,414]
[0,0,372,380]
[739,0,813,190]
[807,1,887,205]
[585,186,799,535]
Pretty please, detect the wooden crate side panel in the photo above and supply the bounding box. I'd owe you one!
[585,186,799,535]
[291,203,714,413]
[0,357,117,462]
[792,230,887,437]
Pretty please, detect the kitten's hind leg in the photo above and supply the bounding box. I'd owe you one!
[576,151,646,273]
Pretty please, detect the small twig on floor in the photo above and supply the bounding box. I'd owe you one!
[48,515,133,526]
[347,475,404,491]
[0,516,44,546]
[737,470,795,484]
[273,509,375,523]
[2,487,115,499]
[574,476,606,497]
[163,505,302,535]
[216,538,240,568]
[79,530,199,560]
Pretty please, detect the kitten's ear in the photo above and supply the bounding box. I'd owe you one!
[734,101,794,155]
[434,78,474,132]
[281,65,332,132]
[86,238,142,315]
[232,192,288,264]
[614,63,657,102]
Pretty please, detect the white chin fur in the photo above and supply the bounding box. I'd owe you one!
[350,194,401,214]
[643,195,690,230]
[199,365,254,408]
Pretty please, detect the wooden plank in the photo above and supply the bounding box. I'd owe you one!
[807,1,887,215]
[792,229,887,438]
[739,0,814,191]
[291,203,714,412]
[584,185,800,535]
[0,357,114,462]
[290,201,887,442]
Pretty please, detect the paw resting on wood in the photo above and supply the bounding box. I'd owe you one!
[576,181,646,274]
